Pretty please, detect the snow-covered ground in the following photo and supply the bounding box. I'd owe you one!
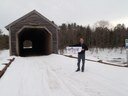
[0,50,9,64]
[0,50,15,70]
[0,49,128,96]
[0,50,10,70]
[63,48,127,65]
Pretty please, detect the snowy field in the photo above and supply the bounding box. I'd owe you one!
[0,50,10,63]
[63,48,127,65]
[0,49,128,96]
[0,50,12,70]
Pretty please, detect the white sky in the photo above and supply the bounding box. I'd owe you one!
[0,0,128,34]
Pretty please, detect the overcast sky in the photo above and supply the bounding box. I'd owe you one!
[0,0,128,34]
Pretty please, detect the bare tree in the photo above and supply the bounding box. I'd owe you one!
[94,20,110,28]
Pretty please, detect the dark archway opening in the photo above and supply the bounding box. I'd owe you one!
[18,28,52,56]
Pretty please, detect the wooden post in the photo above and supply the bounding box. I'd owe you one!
[126,49,128,67]
[125,39,128,67]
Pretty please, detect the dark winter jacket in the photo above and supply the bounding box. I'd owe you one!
[69,43,88,54]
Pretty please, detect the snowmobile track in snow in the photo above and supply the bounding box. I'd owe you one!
[1,54,128,96]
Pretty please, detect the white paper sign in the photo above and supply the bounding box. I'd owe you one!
[66,47,82,54]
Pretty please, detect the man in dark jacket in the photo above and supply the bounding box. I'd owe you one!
[70,38,88,72]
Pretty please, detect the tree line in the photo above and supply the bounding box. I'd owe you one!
[0,21,128,50]
[0,29,9,50]
[58,22,128,49]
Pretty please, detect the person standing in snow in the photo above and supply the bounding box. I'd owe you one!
[70,38,88,72]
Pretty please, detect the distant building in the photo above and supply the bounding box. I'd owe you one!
[5,10,58,56]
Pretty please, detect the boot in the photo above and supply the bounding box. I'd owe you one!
[75,68,80,72]
[81,68,84,72]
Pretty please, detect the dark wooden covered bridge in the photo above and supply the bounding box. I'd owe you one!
[5,10,58,56]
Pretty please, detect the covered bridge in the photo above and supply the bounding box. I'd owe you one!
[5,10,58,56]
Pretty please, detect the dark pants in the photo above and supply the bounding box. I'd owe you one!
[77,54,85,71]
